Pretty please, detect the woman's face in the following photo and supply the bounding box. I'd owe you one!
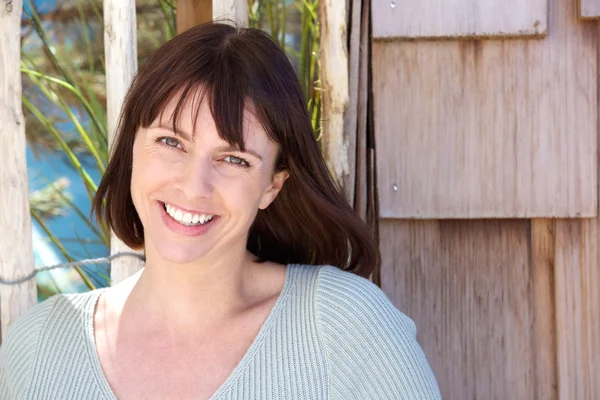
[130,93,288,265]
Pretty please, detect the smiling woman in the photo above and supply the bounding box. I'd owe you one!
[0,22,441,400]
[94,21,377,273]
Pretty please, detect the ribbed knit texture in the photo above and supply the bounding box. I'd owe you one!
[0,264,441,399]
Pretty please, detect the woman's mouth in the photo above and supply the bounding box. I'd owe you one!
[158,201,218,236]
[162,202,214,227]
[162,203,214,226]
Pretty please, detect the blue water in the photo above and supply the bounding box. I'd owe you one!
[27,146,109,296]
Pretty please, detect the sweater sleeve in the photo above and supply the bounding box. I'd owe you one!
[0,295,60,399]
[315,266,442,400]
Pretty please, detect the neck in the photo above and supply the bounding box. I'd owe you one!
[121,246,259,332]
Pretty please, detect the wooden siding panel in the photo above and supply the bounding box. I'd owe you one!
[554,219,600,399]
[379,220,556,399]
[372,0,547,39]
[580,0,600,18]
[373,0,597,218]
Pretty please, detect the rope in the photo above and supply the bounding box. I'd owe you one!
[0,252,146,285]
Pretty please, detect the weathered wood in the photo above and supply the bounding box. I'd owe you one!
[212,0,248,25]
[580,0,600,18]
[0,0,37,341]
[554,219,600,399]
[373,0,547,39]
[104,0,145,285]
[379,220,555,399]
[177,0,212,33]
[319,0,351,201]
[354,0,369,223]
[344,0,361,208]
[531,219,558,400]
[373,0,597,218]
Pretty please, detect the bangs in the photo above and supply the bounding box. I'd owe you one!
[120,22,305,169]
[132,40,274,152]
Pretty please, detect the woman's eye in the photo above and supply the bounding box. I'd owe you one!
[224,155,249,166]
[159,137,182,149]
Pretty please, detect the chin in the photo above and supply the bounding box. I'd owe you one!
[153,242,209,265]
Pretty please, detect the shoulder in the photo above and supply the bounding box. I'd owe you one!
[2,294,62,354]
[315,265,416,334]
[0,294,61,396]
[1,291,95,357]
[0,291,100,396]
[314,265,419,344]
[314,265,442,399]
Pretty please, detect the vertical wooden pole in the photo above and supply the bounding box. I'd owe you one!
[177,0,212,33]
[0,0,37,340]
[177,0,248,34]
[212,0,247,24]
[104,0,145,284]
[318,0,351,201]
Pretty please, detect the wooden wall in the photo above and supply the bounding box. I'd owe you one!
[379,219,600,399]
[373,0,600,398]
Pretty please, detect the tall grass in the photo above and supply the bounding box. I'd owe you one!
[22,0,320,295]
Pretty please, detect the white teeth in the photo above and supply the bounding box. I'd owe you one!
[164,203,214,227]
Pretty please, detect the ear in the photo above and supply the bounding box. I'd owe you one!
[258,170,289,210]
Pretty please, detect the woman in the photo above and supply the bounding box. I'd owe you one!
[0,22,441,399]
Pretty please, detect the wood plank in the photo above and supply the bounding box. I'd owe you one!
[580,0,600,18]
[104,0,145,284]
[212,0,248,24]
[177,0,212,33]
[554,219,600,399]
[531,219,558,400]
[379,219,555,399]
[373,0,547,39]
[318,0,351,200]
[0,0,37,340]
[373,0,597,218]
[344,0,361,207]
[354,0,370,223]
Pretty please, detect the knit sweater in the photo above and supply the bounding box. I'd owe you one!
[0,264,441,399]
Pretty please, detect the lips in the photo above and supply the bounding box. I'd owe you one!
[162,202,214,226]
[159,201,218,236]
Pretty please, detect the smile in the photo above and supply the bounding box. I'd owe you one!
[163,203,214,227]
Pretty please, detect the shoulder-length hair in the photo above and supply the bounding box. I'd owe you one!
[92,22,379,278]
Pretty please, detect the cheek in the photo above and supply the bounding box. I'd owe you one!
[214,173,267,209]
[130,150,168,212]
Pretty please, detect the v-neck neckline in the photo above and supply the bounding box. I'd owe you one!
[83,264,297,400]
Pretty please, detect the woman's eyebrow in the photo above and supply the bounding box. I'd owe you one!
[157,123,192,141]
[216,145,263,161]
[155,124,263,161]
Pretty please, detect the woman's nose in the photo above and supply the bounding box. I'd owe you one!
[175,156,214,198]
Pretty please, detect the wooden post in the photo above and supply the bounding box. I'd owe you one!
[318,0,352,202]
[104,0,145,284]
[212,0,247,24]
[177,0,212,33]
[0,0,37,340]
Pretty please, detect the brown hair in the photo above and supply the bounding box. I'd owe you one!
[92,22,379,278]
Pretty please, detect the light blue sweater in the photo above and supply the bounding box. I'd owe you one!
[0,264,441,399]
